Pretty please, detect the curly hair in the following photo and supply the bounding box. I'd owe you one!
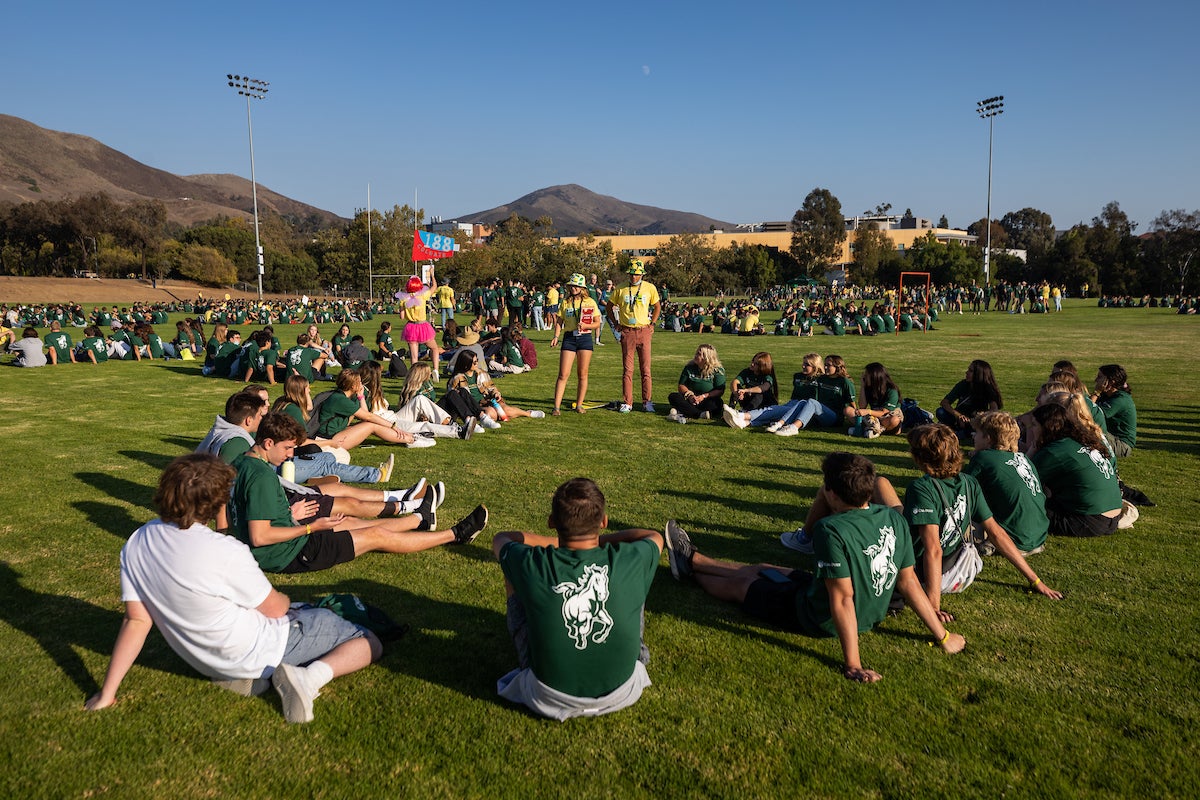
[907,423,963,478]
[155,454,236,529]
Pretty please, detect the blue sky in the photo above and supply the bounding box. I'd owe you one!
[4,1,1197,232]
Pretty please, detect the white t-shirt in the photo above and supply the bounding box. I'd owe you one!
[120,519,290,679]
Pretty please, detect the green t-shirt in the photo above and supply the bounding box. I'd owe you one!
[213,341,240,377]
[286,346,321,381]
[1097,390,1136,448]
[964,449,1048,552]
[734,367,776,404]
[376,331,394,358]
[218,436,253,465]
[904,473,991,559]
[499,538,658,697]
[230,453,306,573]
[1031,438,1122,516]
[254,348,279,380]
[317,392,360,438]
[800,505,916,636]
[501,341,525,368]
[677,364,726,395]
[865,387,900,412]
[81,336,108,362]
[280,401,308,428]
[44,332,73,362]
[791,374,856,411]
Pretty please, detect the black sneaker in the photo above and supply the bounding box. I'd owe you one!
[664,520,695,580]
[400,478,427,504]
[459,417,476,440]
[450,505,489,544]
[415,488,437,531]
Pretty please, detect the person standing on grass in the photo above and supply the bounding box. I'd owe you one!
[606,259,661,413]
[663,452,966,682]
[492,477,663,720]
[84,453,382,724]
[551,273,602,416]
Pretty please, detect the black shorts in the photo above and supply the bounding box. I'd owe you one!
[742,569,821,635]
[1046,508,1120,537]
[283,490,336,523]
[280,529,356,573]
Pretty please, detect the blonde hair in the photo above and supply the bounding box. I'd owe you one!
[1045,391,1106,446]
[692,344,722,379]
[802,353,824,371]
[400,363,434,406]
[972,411,1020,452]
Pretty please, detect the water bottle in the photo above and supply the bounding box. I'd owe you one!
[491,398,508,422]
[280,460,296,483]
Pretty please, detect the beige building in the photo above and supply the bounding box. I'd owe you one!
[558,215,976,267]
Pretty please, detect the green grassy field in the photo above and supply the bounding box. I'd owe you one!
[2,301,1198,799]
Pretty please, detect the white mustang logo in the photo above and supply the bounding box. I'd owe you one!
[553,564,614,650]
[1007,452,1042,495]
[864,526,899,597]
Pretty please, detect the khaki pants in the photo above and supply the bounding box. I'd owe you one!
[619,325,653,405]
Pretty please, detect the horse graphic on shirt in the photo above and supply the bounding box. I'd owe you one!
[1007,452,1042,495]
[1080,446,1116,480]
[864,526,899,597]
[553,563,614,650]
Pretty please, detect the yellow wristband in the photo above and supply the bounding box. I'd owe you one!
[937,630,950,645]
[1031,577,1041,587]
[305,524,311,535]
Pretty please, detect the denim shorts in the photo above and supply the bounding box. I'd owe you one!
[280,607,366,666]
[561,332,594,353]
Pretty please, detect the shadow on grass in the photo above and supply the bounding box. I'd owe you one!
[145,362,204,377]
[76,471,155,510]
[656,489,800,529]
[119,449,177,472]
[162,435,201,451]
[0,562,191,697]
[299,578,512,705]
[74,500,142,539]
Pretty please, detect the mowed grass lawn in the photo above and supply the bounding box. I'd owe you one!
[1,301,1198,799]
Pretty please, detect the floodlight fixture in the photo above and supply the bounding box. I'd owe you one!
[226,73,269,301]
[976,95,1005,286]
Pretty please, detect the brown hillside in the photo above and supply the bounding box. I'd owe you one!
[0,276,289,305]
[0,115,345,228]
[457,184,735,237]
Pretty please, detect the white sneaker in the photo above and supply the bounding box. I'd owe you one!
[668,408,679,421]
[676,415,687,425]
[529,410,546,419]
[479,414,501,430]
[774,424,799,437]
[643,401,655,413]
[766,420,784,433]
[723,406,749,430]
[618,404,632,414]
[273,664,317,724]
[406,436,436,448]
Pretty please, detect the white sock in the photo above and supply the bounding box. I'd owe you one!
[300,660,334,696]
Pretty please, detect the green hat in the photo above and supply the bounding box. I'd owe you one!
[628,259,646,275]
[567,273,587,287]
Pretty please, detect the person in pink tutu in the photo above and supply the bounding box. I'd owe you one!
[397,266,442,374]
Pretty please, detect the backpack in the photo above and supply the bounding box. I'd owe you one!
[900,398,935,431]
[306,390,336,438]
[312,593,409,642]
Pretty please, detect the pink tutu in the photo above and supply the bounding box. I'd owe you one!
[403,321,436,343]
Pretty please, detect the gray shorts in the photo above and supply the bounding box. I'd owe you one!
[280,607,366,666]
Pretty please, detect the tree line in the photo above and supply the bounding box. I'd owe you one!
[1,191,1196,297]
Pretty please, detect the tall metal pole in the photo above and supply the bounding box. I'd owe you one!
[367,184,373,301]
[976,96,1004,287]
[227,75,269,302]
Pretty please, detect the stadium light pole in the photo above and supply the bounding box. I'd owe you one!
[976,95,1004,287]
[227,74,269,302]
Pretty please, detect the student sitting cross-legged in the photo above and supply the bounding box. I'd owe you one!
[664,452,966,683]
[491,478,663,720]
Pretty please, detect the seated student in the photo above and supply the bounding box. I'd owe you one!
[667,344,726,422]
[228,413,489,574]
[77,325,109,364]
[360,360,467,439]
[1029,401,1125,537]
[491,477,663,719]
[965,412,1049,556]
[330,324,353,364]
[1092,363,1136,457]
[212,330,242,378]
[395,363,476,439]
[768,354,857,437]
[84,453,382,723]
[375,321,396,361]
[664,452,966,682]
[286,333,326,383]
[937,359,1003,438]
[903,424,1061,623]
[488,326,532,374]
[448,350,544,429]
[726,351,777,415]
[314,369,433,450]
[8,327,47,367]
[821,307,846,336]
[108,321,140,361]
[511,324,538,370]
[338,335,372,371]
[853,362,903,436]
[44,321,76,365]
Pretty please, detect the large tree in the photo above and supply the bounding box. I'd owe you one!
[849,223,894,285]
[1147,209,1200,295]
[790,188,846,278]
[1000,207,1056,257]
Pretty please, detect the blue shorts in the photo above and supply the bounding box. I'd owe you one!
[280,607,366,666]
[545,304,560,314]
[561,332,593,353]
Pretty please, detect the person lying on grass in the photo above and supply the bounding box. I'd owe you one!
[903,424,1062,625]
[85,453,381,724]
[491,477,663,720]
[664,452,966,683]
[227,412,488,575]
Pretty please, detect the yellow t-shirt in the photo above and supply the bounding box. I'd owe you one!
[547,287,560,306]
[739,313,760,333]
[610,280,660,327]
[435,285,455,309]
[561,297,600,333]
[402,289,432,324]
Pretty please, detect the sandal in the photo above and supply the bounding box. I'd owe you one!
[551,407,561,416]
